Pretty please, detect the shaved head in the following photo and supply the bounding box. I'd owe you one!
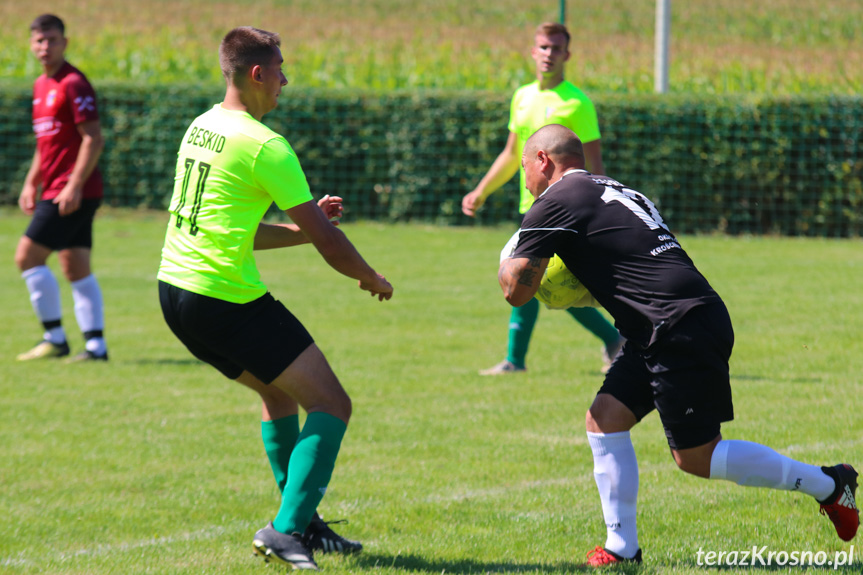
[521,124,589,198]
[524,124,585,166]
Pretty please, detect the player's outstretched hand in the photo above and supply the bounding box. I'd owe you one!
[318,194,344,224]
[461,189,485,217]
[360,273,393,301]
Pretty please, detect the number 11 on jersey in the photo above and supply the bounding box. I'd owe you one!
[175,158,211,236]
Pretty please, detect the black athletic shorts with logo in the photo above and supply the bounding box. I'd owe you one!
[25,199,101,250]
[599,302,735,451]
[158,281,314,384]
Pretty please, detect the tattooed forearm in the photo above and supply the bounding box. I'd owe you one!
[499,256,545,304]
[498,259,516,287]
[518,256,542,286]
[518,268,537,286]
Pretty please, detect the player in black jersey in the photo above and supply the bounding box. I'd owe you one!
[499,124,858,566]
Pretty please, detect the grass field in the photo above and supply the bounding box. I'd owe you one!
[1,0,860,94]
[1,209,861,574]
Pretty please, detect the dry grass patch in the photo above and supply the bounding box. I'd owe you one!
[0,0,859,93]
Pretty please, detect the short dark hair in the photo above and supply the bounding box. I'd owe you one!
[30,14,65,35]
[536,22,570,48]
[219,27,281,84]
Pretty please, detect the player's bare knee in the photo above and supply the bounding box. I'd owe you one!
[340,394,353,422]
[671,444,715,478]
[14,244,42,272]
[586,394,636,434]
[14,253,29,272]
[59,265,76,282]
[672,452,691,473]
[58,251,91,281]
[330,388,352,423]
[586,406,619,433]
[303,378,352,423]
[311,395,351,424]
[673,455,710,478]
[585,408,601,433]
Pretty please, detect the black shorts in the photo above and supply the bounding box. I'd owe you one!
[25,199,101,250]
[599,302,735,450]
[158,281,314,384]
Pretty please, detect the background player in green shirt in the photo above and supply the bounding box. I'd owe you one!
[158,27,393,570]
[461,22,623,376]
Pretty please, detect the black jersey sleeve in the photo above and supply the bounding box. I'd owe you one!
[511,194,577,260]
[510,171,724,350]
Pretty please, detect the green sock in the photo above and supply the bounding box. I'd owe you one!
[506,297,539,369]
[272,412,347,534]
[261,415,300,493]
[567,306,620,348]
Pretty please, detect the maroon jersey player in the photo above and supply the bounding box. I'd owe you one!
[15,14,108,362]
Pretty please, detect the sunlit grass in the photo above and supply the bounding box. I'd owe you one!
[0,210,861,574]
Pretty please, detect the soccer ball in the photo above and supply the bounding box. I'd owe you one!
[500,232,597,309]
[499,230,521,263]
[535,254,593,310]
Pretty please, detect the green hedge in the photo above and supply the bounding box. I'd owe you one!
[599,94,863,236]
[1,84,860,236]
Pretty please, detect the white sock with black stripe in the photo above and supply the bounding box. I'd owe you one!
[23,265,66,344]
[71,274,107,355]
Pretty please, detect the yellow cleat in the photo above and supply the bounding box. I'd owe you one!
[16,340,70,361]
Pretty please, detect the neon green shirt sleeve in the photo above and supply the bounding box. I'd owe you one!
[255,137,312,211]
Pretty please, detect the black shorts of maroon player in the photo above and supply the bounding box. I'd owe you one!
[158,281,314,384]
[25,199,101,250]
[598,302,735,451]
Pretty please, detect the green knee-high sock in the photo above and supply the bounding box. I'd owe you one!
[567,306,619,348]
[272,412,347,534]
[506,297,539,369]
[261,415,301,493]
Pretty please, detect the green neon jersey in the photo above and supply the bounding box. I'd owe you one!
[508,80,601,213]
[158,104,313,303]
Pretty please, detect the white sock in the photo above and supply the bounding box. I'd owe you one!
[84,337,107,355]
[71,274,104,333]
[710,439,835,500]
[22,265,66,344]
[71,274,107,355]
[588,431,640,558]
